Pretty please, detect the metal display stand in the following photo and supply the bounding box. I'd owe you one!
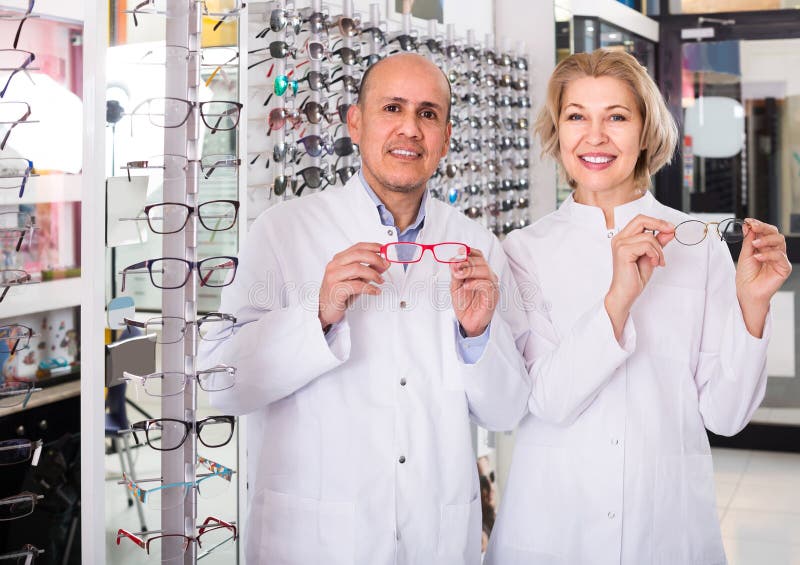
[163,2,200,563]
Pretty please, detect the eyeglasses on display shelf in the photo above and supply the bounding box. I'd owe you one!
[0,544,44,563]
[125,415,237,451]
[0,211,36,252]
[0,381,41,409]
[0,438,42,466]
[0,100,37,149]
[0,49,37,98]
[0,0,37,50]
[0,491,43,521]
[120,461,235,509]
[122,365,237,396]
[128,97,243,134]
[0,323,37,355]
[125,0,246,28]
[122,312,237,344]
[119,199,240,234]
[116,516,238,560]
[120,153,241,182]
[0,157,37,198]
[119,256,239,291]
[0,268,40,303]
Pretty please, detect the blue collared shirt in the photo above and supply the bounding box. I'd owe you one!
[357,172,489,364]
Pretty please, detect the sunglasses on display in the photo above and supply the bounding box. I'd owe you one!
[123,312,236,344]
[256,8,302,38]
[120,256,238,291]
[300,8,330,35]
[267,107,302,134]
[330,46,361,66]
[296,165,335,196]
[361,25,388,46]
[389,33,418,53]
[331,15,360,38]
[380,242,470,265]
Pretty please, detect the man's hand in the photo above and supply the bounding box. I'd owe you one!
[605,214,675,340]
[319,242,389,329]
[450,248,499,337]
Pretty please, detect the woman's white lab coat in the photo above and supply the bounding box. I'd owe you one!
[200,177,529,565]
[486,192,771,565]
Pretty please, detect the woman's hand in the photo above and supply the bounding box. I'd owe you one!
[736,219,791,337]
[605,214,675,340]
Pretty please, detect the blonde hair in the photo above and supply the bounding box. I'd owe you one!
[535,49,678,190]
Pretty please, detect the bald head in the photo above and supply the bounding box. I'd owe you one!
[357,53,452,122]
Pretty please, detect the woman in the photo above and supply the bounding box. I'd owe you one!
[486,49,790,564]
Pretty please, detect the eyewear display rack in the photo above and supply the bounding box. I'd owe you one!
[246,0,532,238]
[161,2,201,564]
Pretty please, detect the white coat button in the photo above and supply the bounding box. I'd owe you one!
[611,438,619,446]
[400,377,407,386]
[400,301,408,309]
[607,230,615,238]
[395,530,400,541]
[387,229,394,236]
[608,511,615,519]
[399,455,406,464]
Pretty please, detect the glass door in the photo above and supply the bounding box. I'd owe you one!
[658,10,800,433]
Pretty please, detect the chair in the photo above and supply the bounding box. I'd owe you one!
[105,330,156,532]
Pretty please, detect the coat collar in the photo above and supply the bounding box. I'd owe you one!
[558,190,657,235]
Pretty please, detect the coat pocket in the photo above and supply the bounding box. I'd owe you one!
[652,454,726,565]
[437,492,481,559]
[259,487,355,565]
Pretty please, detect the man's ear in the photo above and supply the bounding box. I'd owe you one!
[348,104,362,145]
[440,120,452,158]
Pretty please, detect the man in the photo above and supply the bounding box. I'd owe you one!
[200,53,529,565]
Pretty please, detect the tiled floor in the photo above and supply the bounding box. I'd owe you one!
[714,447,800,565]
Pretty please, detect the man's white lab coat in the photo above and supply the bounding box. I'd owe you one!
[201,177,529,565]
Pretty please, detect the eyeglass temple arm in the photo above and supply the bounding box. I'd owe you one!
[199,516,237,537]
[117,528,146,548]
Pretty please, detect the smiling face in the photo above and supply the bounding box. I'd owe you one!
[558,75,644,202]
[348,54,451,196]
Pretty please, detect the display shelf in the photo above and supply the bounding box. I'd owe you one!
[0,379,80,418]
[0,173,82,206]
[0,277,82,318]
